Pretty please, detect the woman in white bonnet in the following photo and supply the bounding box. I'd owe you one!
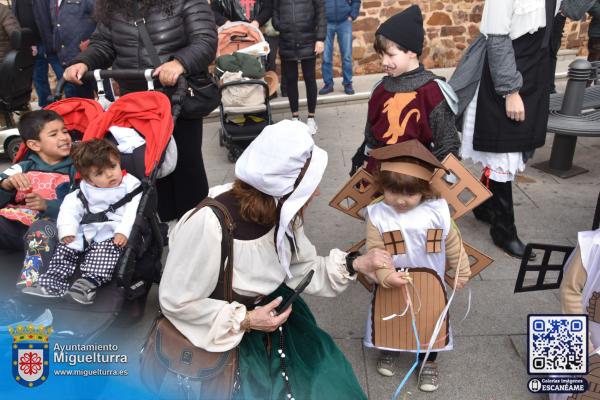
[159,120,390,399]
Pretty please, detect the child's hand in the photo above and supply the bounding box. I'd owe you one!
[384,271,411,288]
[61,236,75,244]
[113,233,128,247]
[314,41,324,55]
[453,279,468,291]
[505,92,525,122]
[2,173,31,191]
[24,193,47,211]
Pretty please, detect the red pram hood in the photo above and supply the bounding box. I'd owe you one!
[83,91,174,176]
[14,98,104,162]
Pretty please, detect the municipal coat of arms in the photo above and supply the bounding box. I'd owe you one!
[10,324,52,388]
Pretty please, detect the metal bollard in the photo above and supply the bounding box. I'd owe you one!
[548,59,593,172]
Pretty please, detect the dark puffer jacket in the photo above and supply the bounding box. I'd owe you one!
[71,0,217,93]
[272,0,326,60]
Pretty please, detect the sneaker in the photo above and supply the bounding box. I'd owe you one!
[66,278,99,305]
[319,83,334,95]
[344,83,355,95]
[291,116,300,122]
[306,117,318,135]
[376,352,396,377]
[418,362,440,392]
[22,285,61,298]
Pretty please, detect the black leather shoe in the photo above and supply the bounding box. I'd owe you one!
[492,234,536,260]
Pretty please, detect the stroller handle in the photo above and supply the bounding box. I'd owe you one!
[52,69,188,119]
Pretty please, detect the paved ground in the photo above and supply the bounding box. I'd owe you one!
[1,56,598,399]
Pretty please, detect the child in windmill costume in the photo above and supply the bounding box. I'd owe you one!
[363,140,472,392]
[549,228,600,400]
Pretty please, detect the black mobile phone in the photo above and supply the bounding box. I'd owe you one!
[275,270,315,314]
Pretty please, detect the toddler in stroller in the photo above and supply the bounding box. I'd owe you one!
[10,83,177,339]
[23,139,142,305]
[216,21,276,162]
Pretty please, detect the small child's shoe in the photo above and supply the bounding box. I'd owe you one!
[418,362,440,392]
[22,285,61,298]
[376,351,396,377]
[306,117,318,135]
[66,278,99,305]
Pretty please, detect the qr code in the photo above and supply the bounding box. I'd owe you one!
[528,315,587,374]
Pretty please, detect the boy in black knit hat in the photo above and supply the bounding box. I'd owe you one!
[351,5,459,392]
[350,5,460,178]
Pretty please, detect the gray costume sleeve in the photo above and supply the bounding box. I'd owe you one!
[486,34,523,96]
[428,101,460,161]
[561,0,596,20]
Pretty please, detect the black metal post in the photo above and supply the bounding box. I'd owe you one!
[533,59,593,178]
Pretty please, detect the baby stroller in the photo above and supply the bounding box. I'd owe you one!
[216,21,275,162]
[7,70,183,342]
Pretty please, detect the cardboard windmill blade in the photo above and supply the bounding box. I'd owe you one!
[329,169,378,220]
[445,241,494,286]
[431,154,492,220]
[514,243,574,293]
[372,269,449,351]
[345,240,374,292]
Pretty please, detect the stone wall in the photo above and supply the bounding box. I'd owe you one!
[321,0,591,78]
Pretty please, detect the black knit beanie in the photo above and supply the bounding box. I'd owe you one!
[375,5,424,56]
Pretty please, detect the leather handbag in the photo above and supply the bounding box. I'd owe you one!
[182,74,221,119]
[135,15,221,119]
[139,198,238,399]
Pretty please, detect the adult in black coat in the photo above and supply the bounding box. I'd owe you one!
[273,0,326,132]
[64,0,218,222]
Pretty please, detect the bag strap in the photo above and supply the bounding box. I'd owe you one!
[185,197,236,302]
[134,4,162,68]
[78,185,144,225]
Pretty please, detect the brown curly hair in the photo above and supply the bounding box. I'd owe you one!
[71,139,121,179]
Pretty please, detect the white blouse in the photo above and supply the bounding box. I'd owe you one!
[480,0,562,40]
[159,205,355,352]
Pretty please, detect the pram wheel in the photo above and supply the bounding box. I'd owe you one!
[227,146,243,162]
[219,128,226,147]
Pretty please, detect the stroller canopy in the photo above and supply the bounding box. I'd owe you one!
[217,21,266,57]
[14,98,104,163]
[83,91,174,177]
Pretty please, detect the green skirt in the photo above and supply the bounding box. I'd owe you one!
[234,286,366,400]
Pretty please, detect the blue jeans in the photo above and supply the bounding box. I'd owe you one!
[32,44,64,108]
[322,19,353,86]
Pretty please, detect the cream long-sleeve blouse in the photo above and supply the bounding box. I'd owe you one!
[480,0,562,40]
[158,206,356,352]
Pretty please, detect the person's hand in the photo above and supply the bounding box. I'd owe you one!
[113,233,128,247]
[153,59,185,87]
[24,193,47,211]
[64,63,89,85]
[505,92,525,122]
[353,248,394,279]
[250,20,260,28]
[1,173,31,191]
[61,236,75,245]
[384,271,411,288]
[454,279,468,291]
[315,41,324,55]
[31,45,38,56]
[247,296,292,332]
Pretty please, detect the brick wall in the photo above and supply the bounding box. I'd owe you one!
[321,0,591,78]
